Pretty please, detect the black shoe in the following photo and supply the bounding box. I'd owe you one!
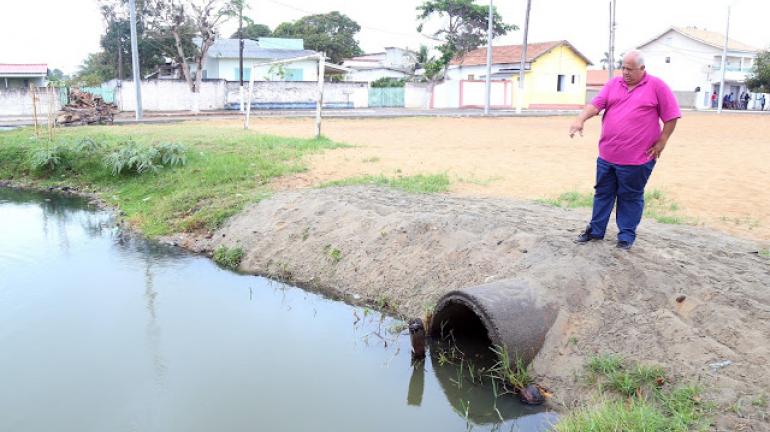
[616,240,632,250]
[574,226,602,244]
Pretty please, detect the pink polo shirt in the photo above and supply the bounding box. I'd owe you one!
[591,73,681,165]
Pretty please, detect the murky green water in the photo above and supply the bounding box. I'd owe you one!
[0,188,556,432]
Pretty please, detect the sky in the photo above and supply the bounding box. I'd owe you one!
[1,0,769,75]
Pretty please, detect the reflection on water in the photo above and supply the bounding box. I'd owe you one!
[0,187,557,432]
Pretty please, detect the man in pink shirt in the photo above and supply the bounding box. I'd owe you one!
[569,50,680,250]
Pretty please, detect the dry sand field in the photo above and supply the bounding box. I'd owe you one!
[231,111,770,244]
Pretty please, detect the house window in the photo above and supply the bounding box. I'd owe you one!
[284,68,303,81]
[557,74,566,92]
[665,57,671,63]
[571,75,576,84]
[232,68,251,81]
[468,74,475,80]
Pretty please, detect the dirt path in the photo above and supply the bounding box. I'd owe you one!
[215,112,770,242]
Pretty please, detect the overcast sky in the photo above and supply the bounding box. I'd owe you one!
[2,0,769,74]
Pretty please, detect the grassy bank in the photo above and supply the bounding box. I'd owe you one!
[555,354,712,432]
[321,173,451,193]
[0,123,344,236]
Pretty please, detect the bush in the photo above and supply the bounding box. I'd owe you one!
[371,77,406,88]
[104,140,188,175]
[213,245,244,270]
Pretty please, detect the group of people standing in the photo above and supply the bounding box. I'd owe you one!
[711,90,766,110]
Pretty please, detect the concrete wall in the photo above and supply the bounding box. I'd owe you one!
[117,80,228,111]
[405,82,431,109]
[430,80,461,109]
[0,87,61,116]
[226,81,369,108]
[460,80,511,108]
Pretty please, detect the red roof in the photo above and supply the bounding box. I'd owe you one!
[586,69,622,86]
[450,41,592,66]
[0,64,48,74]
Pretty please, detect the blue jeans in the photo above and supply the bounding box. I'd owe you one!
[588,157,656,244]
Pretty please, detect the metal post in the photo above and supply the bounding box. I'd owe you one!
[516,0,532,114]
[239,1,244,112]
[718,5,730,113]
[316,54,325,138]
[484,0,493,115]
[128,0,142,120]
[244,64,255,129]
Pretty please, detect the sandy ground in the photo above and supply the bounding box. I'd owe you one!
[163,113,770,429]
[224,112,770,243]
[170,186,770,430]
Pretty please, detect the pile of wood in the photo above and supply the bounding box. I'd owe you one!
[56,89,118,126]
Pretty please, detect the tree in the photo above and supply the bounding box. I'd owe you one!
[231,17,271,40]
[145,0,237,112]
[600,51,623,70]
[416,0,516,77]
[272,11,363,64]
[746,50,770,93]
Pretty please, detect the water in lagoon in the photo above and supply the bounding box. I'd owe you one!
[0,188,557,432]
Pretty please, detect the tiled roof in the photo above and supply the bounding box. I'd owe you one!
[0,64,48,74]
[450,41,592,66]
[196,38,317,59]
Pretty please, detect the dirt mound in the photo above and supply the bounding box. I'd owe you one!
[170,186,770,429]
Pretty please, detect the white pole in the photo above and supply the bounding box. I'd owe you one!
[244,64,255,129]
[516,0,532,113]
[128,0,143,120]
[316,54,325,138]
[717,5,730,113]
[484,0,493,115]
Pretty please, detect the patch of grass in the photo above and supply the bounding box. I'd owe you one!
[456,175,503,187]
[587,353,624,376]
[321,173,450,193]
[361,156,380,163]
[0,123,344,236]
[213,245,244,270]
[323,244,343,264]
[488,344,533,390]
[538,191,594,208]
[752,394,768,408]
[557,354,711,432]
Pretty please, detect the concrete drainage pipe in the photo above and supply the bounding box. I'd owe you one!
[429,279,559,365]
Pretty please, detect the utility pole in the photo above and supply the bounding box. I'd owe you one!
[516,0,532,114]
[718,5,730,113]
[128,0,142,120]
[239,0,245,112]
[484,0,493,115]
[608,0,616,80]
[117,24,123,81]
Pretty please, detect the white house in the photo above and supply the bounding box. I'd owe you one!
[342,47,417,82]
[200,38,321,82]
[636,26,758,109]
[0,64,47,89]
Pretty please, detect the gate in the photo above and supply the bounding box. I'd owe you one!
[80,87,116,104]
[368,87,404,107]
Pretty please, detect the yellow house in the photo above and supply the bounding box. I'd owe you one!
[450,40,592,109]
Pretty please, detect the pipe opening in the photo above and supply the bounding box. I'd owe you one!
[430,300,494,358]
